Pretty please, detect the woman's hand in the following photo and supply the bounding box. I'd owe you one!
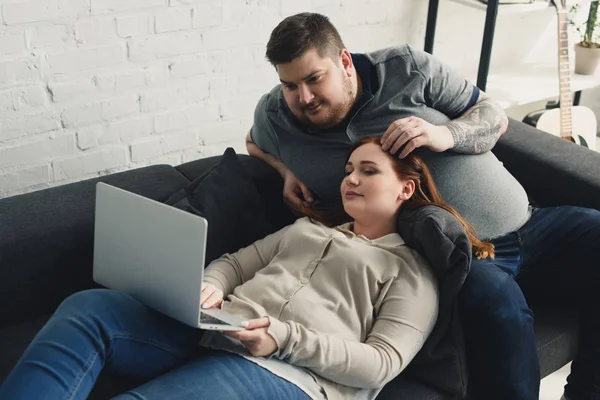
[200,283,223,309]
[224,317,278,357]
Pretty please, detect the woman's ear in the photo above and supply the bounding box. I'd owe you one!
[399,180,416,201]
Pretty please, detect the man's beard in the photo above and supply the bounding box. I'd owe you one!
[301,76,354,130]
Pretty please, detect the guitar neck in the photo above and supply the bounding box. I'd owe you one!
[557,9,573,137]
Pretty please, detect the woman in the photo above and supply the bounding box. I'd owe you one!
[0,137,493,400]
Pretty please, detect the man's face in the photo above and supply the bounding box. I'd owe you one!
[276,48,356,130]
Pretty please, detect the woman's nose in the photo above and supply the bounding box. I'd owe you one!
[346,172,359,185]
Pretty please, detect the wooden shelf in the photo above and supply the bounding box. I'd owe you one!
[470,63,600,109]
[449,0,551,15]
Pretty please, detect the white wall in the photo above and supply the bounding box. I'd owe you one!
[0,0,598,198]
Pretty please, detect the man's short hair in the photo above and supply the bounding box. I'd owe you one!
[266,13,346,66]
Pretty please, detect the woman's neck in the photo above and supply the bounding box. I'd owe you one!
[352,218,397,240]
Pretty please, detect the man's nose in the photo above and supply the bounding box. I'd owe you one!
[298,85,314,105]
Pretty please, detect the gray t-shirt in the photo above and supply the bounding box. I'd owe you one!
[250,44,530,240]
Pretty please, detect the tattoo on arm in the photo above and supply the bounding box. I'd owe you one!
[445,94,508,154]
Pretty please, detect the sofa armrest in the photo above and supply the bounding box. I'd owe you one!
[0,166,189,329]
[492,119,600,211]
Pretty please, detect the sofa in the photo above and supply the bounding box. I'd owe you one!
[1,119,599,399]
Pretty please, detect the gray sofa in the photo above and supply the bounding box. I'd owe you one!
[1,119,598,399]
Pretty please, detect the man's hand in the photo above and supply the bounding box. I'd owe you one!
[200,283,223,309]
[224,317,278,357]
[283,169,314,210]
[380,116,454,158]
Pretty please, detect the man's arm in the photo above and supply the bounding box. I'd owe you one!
[246,131,287,178]
[444,91,509,154]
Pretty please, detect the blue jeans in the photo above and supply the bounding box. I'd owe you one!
[460,206,600,400]
[0,289,308,400]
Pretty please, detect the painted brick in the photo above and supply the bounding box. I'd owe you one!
[116,14,152,38]
[0,135,75,168]
[153,103,219,133]
[192,3,223,28]
[0,165,51,192]
[0,113,61,142]
[76,127,99,150]
[0,86,48,112]
[208,48,257,73]
[130,128,197,162]
[47,44,125,75]
[202,27,264,51]
[0,58,41,86]
[237,71,277,94]
[95,66,168,94]
[61,102,102,128]
[0,90,13,112]
[155,7,192,33]
[219,96,259,121]
[139,76,208,112]
[108,116,154,142]
[75,18,116,45]
[198,120,248,145]
[30,25,75,49]
[208,74,238,101]
[2,0,63,25]
[101,95,139,121]
[0,31,27,56]
[48,79,97,103]
[132,152,181,167]
[169,55,210,79]
[128,31,202,62]
[97,125,121,145]
[53,147,128,180]
[91,0,166,14]
[13,86,48,110]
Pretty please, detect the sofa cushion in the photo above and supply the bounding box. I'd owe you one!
[396,205,472,397]
[176,154,296,229]
[166,148,282,265]
[0,165,190,329]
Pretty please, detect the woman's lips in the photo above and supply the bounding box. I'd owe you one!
[345,192,362,199]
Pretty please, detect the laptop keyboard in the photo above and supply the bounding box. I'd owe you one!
[200,313,232,326]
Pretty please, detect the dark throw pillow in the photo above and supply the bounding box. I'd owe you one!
[165,148,277,266]
[396,205,472,398]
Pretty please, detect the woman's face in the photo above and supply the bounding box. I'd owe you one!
[341,143,414,221]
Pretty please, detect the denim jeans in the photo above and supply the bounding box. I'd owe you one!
[459,206,600,400]
[0,289,308,400]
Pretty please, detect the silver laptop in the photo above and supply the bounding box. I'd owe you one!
[93,182,245,331]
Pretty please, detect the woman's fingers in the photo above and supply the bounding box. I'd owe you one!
[244,317,270,329]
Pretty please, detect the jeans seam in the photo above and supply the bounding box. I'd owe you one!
[67,351,99,400]
[537,332,566,351]
[107,333,191,360]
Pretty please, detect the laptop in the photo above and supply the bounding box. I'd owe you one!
[93,182,245,331]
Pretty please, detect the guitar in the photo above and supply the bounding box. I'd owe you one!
[523,0,597,150]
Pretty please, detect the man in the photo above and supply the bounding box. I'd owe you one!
[246,12,600,400]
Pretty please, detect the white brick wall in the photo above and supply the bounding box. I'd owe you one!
[1,0,599,198]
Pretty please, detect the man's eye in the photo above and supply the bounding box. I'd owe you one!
[309,75,321,83]
[284,84,296,90]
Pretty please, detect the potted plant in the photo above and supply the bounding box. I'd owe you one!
[570,1,600,75]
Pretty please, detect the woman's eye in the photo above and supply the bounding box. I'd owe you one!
[363,170,376,175]
[344,170,352,176]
